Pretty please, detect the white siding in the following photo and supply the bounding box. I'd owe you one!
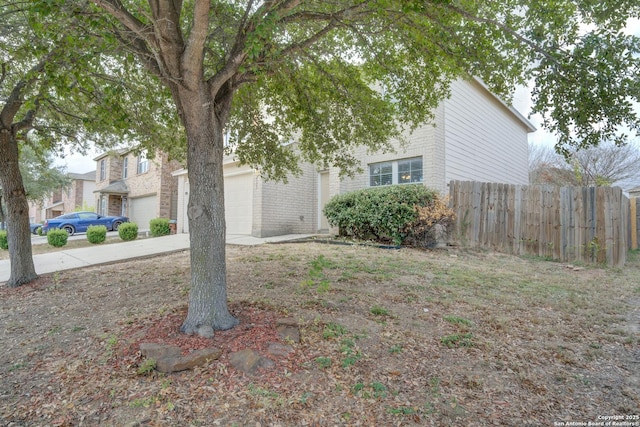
[443,79,529,186]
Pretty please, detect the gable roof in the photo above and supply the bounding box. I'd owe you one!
[94,180,128,195]
[68,171,96,181]
[472,78,537,133]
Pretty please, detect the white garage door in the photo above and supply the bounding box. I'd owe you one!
[129,195,157,230]
[224,172,253,234]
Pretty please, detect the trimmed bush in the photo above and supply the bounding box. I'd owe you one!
[36,226,44,236]
[402,196,456,248]
[149,218,170,237]
[323,184,454,246]
[118,222,138,241]
[0,231,8,250]
[87,225,107,244]
[47,229,68,247]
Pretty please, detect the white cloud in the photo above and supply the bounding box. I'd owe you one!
[54,145,100,174]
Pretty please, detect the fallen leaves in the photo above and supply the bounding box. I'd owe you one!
[1,244,639,426]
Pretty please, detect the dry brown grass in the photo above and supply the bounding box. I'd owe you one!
[1,243,638,426]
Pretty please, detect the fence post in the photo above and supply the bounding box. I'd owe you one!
[630,187,640,250]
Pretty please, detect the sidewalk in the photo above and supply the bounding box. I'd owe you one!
[0,233,316,284]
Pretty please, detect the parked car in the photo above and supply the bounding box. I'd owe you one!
[30,223,43,235]
[42,212,128,236]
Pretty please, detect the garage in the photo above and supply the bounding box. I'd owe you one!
[129,195,158,230]
[224,170,254,234]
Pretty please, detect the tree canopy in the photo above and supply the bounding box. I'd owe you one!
[85,0,640,334]
[92,1,640,170]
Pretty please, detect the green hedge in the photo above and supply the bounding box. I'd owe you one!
[47,229,68,247]
[87,225,107,244]
[0,231,8,250]
[118,222,138,241]
[149,218,170,237]
[323,185,437,245]
[323,184,452,246]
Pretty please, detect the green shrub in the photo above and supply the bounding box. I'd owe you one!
[86,225,107,244]
[47,229,68,247]
[118,222,138,241]
[323,185,439,245]
[149,218,170,237]
[36,226,44,236]
[0,231,8,250]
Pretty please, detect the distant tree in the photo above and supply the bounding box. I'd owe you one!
[528,143,579,186]
[529,142,640,187]
[88,0,640,336]
[19,146,71,203]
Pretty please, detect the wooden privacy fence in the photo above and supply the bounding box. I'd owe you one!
[631,197,640,251]
[448,180,628,266]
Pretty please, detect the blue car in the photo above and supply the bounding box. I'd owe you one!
[30,223,43,234]
[42,212,128,236]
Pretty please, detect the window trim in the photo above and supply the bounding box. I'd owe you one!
[99,159,106,181]
[369,156,423,187]
[122,157,128,179]
[137,153,149,175]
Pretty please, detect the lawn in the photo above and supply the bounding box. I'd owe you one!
[1,242,638,426]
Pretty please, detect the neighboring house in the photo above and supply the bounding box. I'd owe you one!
[28,171,96,223]
[173,78,536,238]
[93,149,181,229]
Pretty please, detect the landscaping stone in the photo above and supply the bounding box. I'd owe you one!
[139,343,181,360]
[157,347,222,373]
[276,317,300,343]
[229,349,275,375]
[266,342,294,358]
[139,343,222,373]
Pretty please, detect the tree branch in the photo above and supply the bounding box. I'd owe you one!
[12,99,40,133]
[89,0,181,83]
[182,0,209,87]
[0,52,52,129]
[90,0,155,45]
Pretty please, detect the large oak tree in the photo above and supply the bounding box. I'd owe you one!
[87,0,640,335]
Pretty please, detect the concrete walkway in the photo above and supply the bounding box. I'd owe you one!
[0,233,315,284]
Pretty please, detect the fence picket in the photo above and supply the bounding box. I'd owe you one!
[448,181,628,266]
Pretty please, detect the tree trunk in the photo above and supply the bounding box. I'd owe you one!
[178,88,239,335]
[0,130,38,287]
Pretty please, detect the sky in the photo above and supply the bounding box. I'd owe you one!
[53,18,640,174]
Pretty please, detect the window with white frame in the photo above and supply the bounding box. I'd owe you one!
[137,152,149,174]
[99,159,106,181]
[369,157,423,186]
[122,157,128,179]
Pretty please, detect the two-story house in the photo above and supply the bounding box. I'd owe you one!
[29,171,96,223]
[172,78,536,237]
[93,149,181,230]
